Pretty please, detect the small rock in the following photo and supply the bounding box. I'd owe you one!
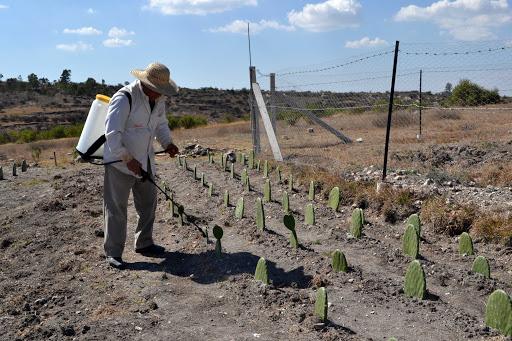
[356,138,363,143]
[94,229,104,238]
[61,325,75,336]
[307,128,314,133]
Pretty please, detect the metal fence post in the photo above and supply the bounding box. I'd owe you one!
[419,69,422,139]
[270,73,277,135]
[382,41,400,181]
[249,66,261,154]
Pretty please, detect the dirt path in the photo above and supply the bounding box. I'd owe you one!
[0,158,510,340]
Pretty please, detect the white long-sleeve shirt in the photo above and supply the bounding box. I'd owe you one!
[104,80,172,176]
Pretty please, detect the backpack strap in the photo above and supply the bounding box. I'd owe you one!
[78,90,132,161]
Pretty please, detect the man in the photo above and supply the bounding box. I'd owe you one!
[103,62,179,269]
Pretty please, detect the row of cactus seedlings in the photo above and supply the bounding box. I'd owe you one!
[187,153,511,335]
[0,160,29,180]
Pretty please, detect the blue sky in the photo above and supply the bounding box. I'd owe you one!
[0,0,511,90]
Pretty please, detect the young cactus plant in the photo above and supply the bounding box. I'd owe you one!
[350,208,364,238]
[208,151,213,164]
[472,255,491,279]
[230,163,235,179]
[328,187,340,211]
[0,166,3,180]
[256,160,261,172]
[21,160,28,172]
[308,181,315,201]
[237,152,243,164]
[276,166,282,183]
[224,190,230,207]
[254,257,269,285]
[235,197,244,219]
[282,191,290,214]
[248,150,255,169]
[305,203,315,225]
[169,193,175,217]
[244,174,251,192]
[484,289,512,336]
[404,260,426,300]
[459,232,474,255]
[201,173,206,187]
[315,287,328,323]
[12,163,17,176]
[407,213,421,237]
[402,224,420,259]
[213,225,223,257]
[182,157,188,171]
[208,183,214,197]
[220,153,225,169]
[241,168,248,185]
[263,160,269,178]
[332,249,348,272]
[284,214,298,249]
[263,179,272,203]
[193,165,197,180]
[256,198,265,231]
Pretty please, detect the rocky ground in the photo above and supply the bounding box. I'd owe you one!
[0,145,511,340]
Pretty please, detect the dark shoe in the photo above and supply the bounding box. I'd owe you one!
[106,256,125,269]
[135,244,165,255]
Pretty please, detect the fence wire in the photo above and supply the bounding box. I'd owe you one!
[254,40,512,175]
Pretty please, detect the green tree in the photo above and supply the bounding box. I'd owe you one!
[447,79,500,107]
[27,73,39,90]
[59,69,71,84]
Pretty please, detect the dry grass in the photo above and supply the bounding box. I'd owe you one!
[468,162,512,187]
[421,196,476,236]
[472,213,512,244]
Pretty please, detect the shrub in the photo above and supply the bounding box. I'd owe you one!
[421,196,476,236]
[167,114,208,130]
[446,79,500,107]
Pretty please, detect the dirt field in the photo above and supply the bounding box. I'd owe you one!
[1,150,511,340]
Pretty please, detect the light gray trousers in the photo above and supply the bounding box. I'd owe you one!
[103,165,157,257]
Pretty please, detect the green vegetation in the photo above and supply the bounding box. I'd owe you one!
[315,287,328,322]
[332,249,348,273]
[404,260,426,300]
[328,187,340,211]
[254,257,269,285]
[0,123,84,145]
[305,203,315,225]
[256,198,265,231]
[167,114,208,130]
[485,289,512,336]
[403,224,420,259]
[407,214,421,237]
[446,79,500,107]
[472,255,491,279]
[283,214,298,249]
[459,232,474,255]
[351,208,364,238]
[213,225,223,257]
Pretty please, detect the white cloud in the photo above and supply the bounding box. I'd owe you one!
[287,0,361,32]
[145,0,257,15]
[56,42,93,52]
[345,37,389,48]
[103,38,134,48]
[87,8,95,14]
[63,27,102,35]
[209,19,295,34]
[0,4,9,9]
[395,0,512,41]
[108,27,135,38]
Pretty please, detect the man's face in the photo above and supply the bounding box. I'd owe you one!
[141,83,162,101]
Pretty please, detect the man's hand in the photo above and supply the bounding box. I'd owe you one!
[164,143,179,157]
[127,158,142,176]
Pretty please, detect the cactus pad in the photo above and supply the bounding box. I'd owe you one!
[328,187,340,211]
[224,190,230,207]
[350,208,364,238]
[193,165,197,180]
[282,191,290,214]
[472,255,491,279]
[244,175,251,192]
[21,160,28,172]
[332,249,348,272]
[256,198,265,231]
[0,167,3,180]
[407,213,421,237]
[308,181,315,201]
[241,168,248,185]
[256,160,261,172]
[402,224,420,259]
[201,173,206,187]
[404,260,426,300]
[485,289,512,336]
[305,203,315,225]
[183,157,188,170]
[248,151,255,169]
[276,166,282,183]
[263,160,269,178]
[315,287,328,322]
[230,163,235,179]
[177,204,185,226]
[288,174,293,192]
[254,257,269,285]
[12,163,17,176]
[213,225,223,257]
[264,179,272,203]
[459,232,474,255]
[208,183,213,197]
[235,197,244,219]
[169,193,175,217]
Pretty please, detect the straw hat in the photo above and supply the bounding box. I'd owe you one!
[131,62,179,97]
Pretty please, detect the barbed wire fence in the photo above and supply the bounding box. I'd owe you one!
[251,40,512,177]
